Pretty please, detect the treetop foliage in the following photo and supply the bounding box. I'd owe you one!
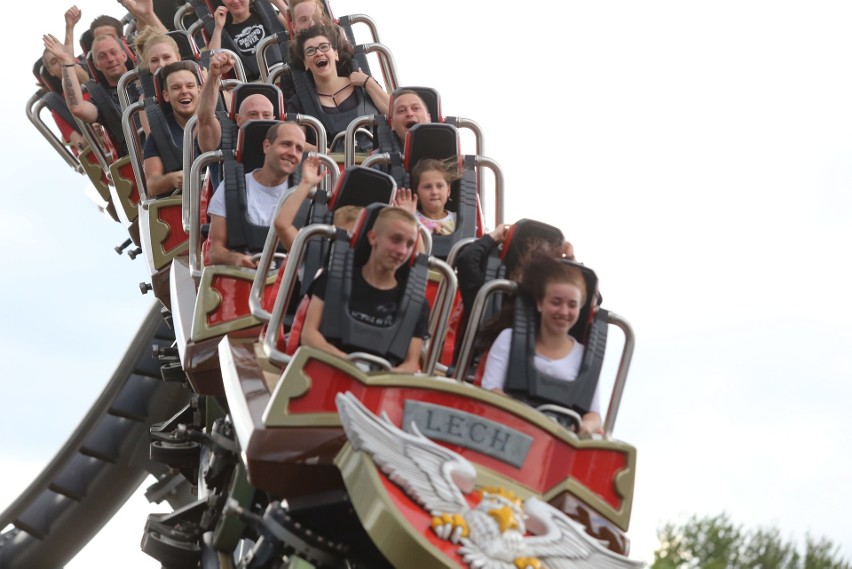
[651,513,851,569]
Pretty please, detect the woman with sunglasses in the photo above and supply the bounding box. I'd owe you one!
[287,24,389,152]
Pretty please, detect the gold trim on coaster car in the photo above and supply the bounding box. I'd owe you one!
[260,347,636,529]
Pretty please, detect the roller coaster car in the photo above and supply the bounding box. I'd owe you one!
[135,63,208,307]
[167,120,276,396]
[217,342,638,567]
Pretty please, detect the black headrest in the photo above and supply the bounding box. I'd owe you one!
[154,0,186,31]
[501,219,565,273]
[231,82,284,120]
[80,30,94,54]
[235,119,280,171]
[562,260,599,341]
[403,123,459,171]
[32,59,58,93]
[329,166,396,210]
[167,30,199,60]
[349,202,387,267]
[391,86,442,123]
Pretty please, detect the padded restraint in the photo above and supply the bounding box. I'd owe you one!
[503,263,606,416]
[319,203,428,365]
[222,119,285,253]
[290,68,379,152]
[41,91,80,136]
[299,167,396,297]
[85,81,128,157]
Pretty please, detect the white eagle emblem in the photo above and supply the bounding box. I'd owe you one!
[335,392,644,569]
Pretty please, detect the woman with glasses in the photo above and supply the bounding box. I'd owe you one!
[287,24,390,152]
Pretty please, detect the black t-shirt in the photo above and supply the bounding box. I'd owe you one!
[310,269,430,354]
[226,13,266,57]
[143,112,184,160]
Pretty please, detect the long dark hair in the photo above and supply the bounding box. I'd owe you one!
[475,254,585,349]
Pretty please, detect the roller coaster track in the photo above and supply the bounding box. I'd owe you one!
[0,303,193,569]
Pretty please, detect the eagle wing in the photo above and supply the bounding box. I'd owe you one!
[523,497,645,569]
[336,391,475,516]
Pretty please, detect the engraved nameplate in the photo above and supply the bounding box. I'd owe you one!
[402,401,533,468]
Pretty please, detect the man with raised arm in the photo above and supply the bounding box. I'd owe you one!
[196,52,276,153]
[42,33,135,156]
[207,121,325,268]
[142,61,201,197]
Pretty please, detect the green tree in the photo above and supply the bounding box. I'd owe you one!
[651,513,851,569]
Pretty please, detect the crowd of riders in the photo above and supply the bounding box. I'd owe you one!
[33,0,607,436]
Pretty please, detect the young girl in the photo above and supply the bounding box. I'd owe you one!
[394,157,461,235]
[479,256,601,435]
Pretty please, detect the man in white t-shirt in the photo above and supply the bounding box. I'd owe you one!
[207,121,319,268]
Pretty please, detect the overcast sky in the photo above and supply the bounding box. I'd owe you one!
[2,1,851,567]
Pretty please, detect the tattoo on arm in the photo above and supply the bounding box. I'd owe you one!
[62,68,78,107]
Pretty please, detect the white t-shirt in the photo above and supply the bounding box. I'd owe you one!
[207,169,292,226]
[480,328,600,414]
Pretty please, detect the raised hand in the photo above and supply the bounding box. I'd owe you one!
[64,5,82,28]
[209,52,236,78]
[43,34,74,65]
[213,6,229,30]
[393,187,418,214]
[118,0,154,18]
[300,155,328,187]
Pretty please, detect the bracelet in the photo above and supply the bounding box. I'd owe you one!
[63,63,76,68]
[364,75,373,88]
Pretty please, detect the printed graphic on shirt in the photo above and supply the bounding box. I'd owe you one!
[350,299,397,327]
[232,24,266,54]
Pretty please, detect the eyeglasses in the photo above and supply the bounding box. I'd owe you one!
[303,42,332,57]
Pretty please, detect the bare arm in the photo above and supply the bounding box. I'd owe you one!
[392,337,423,373]
[579,412,602,436]
[118,0,168,33]
[350,71,389,115]
[208,7,228,51]
[197,53,232,152]
[142,156,182,197]
[267,0,289,28]
[62,7,90,83]
[43,34,99,123]
[300,296,349,359]
[208,214,258,267]
[63,5,81,56]
[273,156,327,249]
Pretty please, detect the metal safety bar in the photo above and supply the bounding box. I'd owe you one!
[181,115,199,232]
[473,155,504,228]
[209,48,248,83]
[423,257,457,375]
[26,94,83,173]
[120,100,148,201]
[602,312,635,437]
[117,69,139,112]
[188,150,225,279]
[453,279,516,382]
[262,223,337,367]
[248,152,339,323]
